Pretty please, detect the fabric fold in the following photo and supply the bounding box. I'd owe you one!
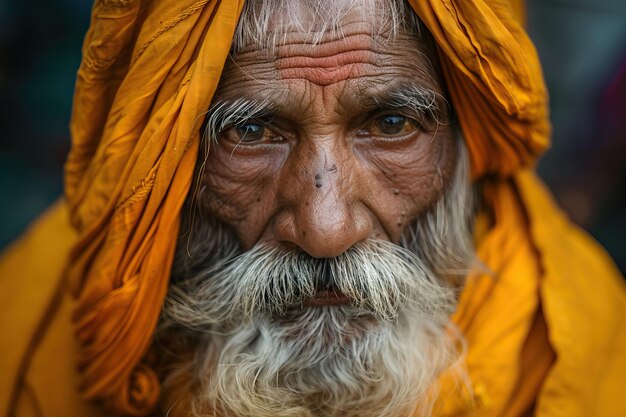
[516,171,626,417]
[408,0,550,177]
[65,0,245,414]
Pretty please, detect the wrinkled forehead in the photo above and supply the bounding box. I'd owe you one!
[216,0,443,99]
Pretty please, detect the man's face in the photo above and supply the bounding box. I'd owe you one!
[160,3,473,417]
[201,11,457,258]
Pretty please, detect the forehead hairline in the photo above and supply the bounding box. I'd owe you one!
[218,32,442,101]
[232,0,421,54]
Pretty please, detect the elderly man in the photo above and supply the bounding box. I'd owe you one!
[1,0,625,416]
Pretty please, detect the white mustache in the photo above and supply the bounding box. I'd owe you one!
[158,139,475,417]
[165,239,455,330]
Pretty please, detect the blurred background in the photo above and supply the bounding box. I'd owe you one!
[0,0,625,273]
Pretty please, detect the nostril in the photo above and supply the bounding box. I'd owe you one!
[272,156,374,258]
[291,209,373,258]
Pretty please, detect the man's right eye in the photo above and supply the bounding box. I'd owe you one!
[235,123,266,143]
[221,121,285,146]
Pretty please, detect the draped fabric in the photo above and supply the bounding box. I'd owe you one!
[408,0,550,178]
[64,0,245,414]
[57,0,626,416]
[431,173,626,417]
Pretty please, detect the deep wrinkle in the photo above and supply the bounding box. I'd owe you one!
[201,10,456,257]
[276,33,381,86]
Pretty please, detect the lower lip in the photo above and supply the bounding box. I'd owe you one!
[303,290,351,306]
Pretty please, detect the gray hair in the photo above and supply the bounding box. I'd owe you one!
[232,0,422,53]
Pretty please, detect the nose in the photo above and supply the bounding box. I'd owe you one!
[273,142,373,258]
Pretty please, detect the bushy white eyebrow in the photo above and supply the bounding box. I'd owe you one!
[382,85,438,112]
[201,85,447,147]
[373,84,450,125]
[202,98,274,145]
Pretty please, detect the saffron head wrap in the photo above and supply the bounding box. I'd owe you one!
[64,0,549,414]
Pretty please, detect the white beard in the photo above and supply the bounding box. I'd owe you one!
[187,307,456,417]
[158,140,474,417]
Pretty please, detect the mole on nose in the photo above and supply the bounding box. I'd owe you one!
[315,173,323,188]
[288,167,370,258]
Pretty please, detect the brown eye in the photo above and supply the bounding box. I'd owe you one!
[375,115,413,135]
[235,122,265,143]
[226,121,285,146]
[358,114,420,140]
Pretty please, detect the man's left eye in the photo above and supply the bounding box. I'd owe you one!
[365,114,419,137]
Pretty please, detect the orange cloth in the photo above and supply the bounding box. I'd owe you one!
[1,0,626,416]
[432,173,626,416]
[408,0,550,178]
[64,1,245,414]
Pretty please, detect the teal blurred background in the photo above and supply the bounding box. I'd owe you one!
[1,0,625,272]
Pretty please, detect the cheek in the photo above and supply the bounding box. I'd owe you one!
[356,130,456,237]
[201,144,286,246]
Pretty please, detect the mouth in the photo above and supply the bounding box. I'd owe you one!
[303,289,352,307]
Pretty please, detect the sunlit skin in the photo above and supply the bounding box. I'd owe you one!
[200,15,457,262]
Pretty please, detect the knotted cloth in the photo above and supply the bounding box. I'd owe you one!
[62,0,626,416]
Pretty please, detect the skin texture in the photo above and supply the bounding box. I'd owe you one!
[201,14,457,259]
